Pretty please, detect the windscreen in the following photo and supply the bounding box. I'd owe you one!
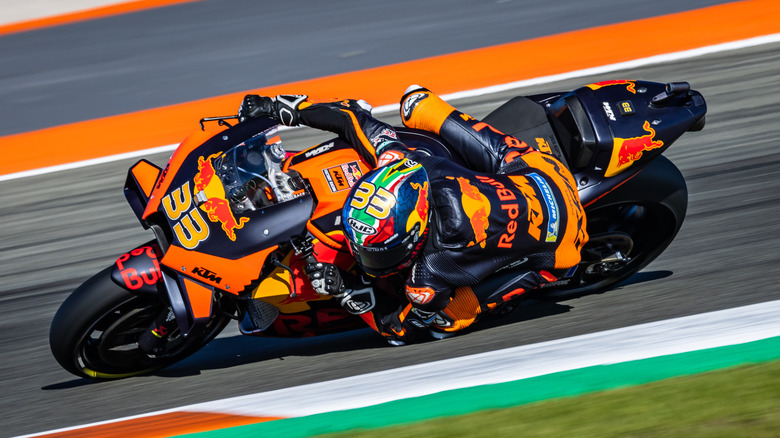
[213,126,286,214]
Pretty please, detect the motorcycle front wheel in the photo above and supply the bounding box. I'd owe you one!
[49,266,230,380]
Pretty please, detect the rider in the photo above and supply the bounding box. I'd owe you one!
[239,87,588,345]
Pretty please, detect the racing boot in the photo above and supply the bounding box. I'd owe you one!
[377,304,437,346]
[399,85,457,135]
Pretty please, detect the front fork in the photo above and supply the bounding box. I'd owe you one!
[109,240,220,339]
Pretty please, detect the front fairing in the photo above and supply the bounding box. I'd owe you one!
[141,117,314,293]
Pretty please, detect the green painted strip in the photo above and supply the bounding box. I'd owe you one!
[177,336,780,438]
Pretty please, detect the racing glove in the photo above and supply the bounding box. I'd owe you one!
[239,94,309,125]
[304,259,346,296]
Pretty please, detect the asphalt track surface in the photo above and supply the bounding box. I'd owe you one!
[1,2,779,437]
[1,0,731,137]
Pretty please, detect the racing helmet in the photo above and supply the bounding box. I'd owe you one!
[342,158,431,277]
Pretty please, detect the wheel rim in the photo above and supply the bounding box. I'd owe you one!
[74,295,225,378]
[549,201,679,296]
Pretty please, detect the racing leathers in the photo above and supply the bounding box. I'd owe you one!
[239,88,588,344]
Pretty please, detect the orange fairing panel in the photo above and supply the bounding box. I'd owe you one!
[287,147,370,221]
[181,277,214,319]
[161,244,277,293]
[143,129,223,219]
[130,160,161,199]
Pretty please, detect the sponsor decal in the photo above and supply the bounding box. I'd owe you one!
[304,142,335,158]
[193,154,250,241]
[156,164,169,189]
[506,175,544,242]
[535,137,552,154]
[115,245,161,291]
[455,177,491,248]
[346,217,377,235]
[587,80,637,94]
[323,160,363,192]
[527,173,560,242]
[406,180,429,235]
[602,101,616,121]
[605,120,664,177]
[192,266,222,284]
[475,175,525,249]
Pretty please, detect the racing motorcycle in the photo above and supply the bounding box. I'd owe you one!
[49,80,706,379]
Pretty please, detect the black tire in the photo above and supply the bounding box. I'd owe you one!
[50,266,229,379]
[546,156,688,298]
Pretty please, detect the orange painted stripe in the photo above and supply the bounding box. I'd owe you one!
[32,411,280,438]
[0,0,202,37]
[2,0,779,177]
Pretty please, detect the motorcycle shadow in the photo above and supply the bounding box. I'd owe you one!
[155,327,384,378]
[139,269,677,378]
[44,270,673,385]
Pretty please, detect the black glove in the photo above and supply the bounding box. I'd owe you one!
[239,94,309,126]
[238,95,276,122]
[305,258,346,296]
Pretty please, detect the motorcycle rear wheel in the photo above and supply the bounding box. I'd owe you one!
[546,156,688,298]
[49,266,229,379]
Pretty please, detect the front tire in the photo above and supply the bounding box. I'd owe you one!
[50,267,229,379]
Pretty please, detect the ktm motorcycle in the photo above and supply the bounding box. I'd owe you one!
[49,80,706,379]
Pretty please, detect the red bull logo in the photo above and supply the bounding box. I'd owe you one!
[193,154,250,241]
[606,121,665,177]
[587,80,637,94]
[406,181,429,234]
[455,177,491,248]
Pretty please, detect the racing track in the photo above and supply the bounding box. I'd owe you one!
[2,5,780,438]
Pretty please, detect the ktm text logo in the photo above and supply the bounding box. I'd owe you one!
[192,267,222,284]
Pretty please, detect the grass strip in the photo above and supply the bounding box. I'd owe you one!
[320,358,780,438]
[177,336,780,438]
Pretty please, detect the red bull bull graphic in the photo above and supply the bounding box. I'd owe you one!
[455,177,491,248]
[406,181,429,235]
[587,80,637,94]
[193,153,250,241]
[606,121,665,177]
[323,160,363,193]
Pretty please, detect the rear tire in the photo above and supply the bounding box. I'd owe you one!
[50,267,229,379]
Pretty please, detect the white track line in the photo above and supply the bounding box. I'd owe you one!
[2,33,780,183]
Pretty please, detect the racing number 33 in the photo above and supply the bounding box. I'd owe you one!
[350,181,395,219]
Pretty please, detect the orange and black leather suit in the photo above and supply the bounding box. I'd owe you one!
[287,89,587,340]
